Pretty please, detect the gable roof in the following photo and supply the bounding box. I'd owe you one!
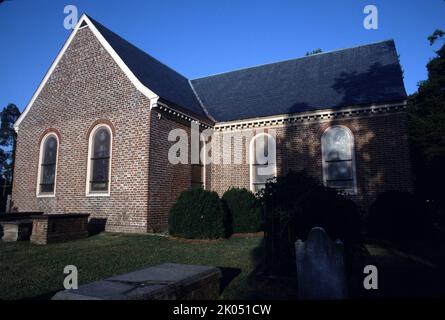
[86,16,208,120]
[191,40,407,122]
[86,17,407,123]
[14,15,407,131]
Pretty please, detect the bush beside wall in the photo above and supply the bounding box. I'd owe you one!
[168,188,228,239]
[222,188,263,233]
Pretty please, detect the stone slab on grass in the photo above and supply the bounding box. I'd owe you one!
[52,263,222,300]
[1,220,33,242]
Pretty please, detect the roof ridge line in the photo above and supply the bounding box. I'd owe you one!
[86,15,191,83]
[188,80,216,122]
[86,14,209,119]
[191,39,395,81]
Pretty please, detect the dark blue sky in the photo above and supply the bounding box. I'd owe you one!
[1,0,444,112]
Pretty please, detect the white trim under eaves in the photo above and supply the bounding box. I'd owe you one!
[14,14,159,132]
[213,101,408,131]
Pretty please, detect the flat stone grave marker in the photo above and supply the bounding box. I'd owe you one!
[1,220,33,242]
[52,263,222,300]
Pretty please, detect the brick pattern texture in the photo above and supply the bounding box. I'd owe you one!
[12,27,153,233]
[210,112,413,209]
[147,112,193,232]
[30,215,89,245]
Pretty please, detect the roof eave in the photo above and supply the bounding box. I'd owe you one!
[156,97,215,127]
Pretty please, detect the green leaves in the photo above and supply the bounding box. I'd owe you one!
[222,188,263,233]
[0,103,20,147]
[428,29,445,46]
[168,188,228,239]
[305,48,322,56]
[0,103,20,184]
[408,36,445,209]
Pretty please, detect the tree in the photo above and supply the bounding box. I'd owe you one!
[0,103,21,185]
[428,29,445,45]
[408,30,445,211]
[305,48,322,56]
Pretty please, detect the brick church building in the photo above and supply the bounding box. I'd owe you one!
[11,15,412,233]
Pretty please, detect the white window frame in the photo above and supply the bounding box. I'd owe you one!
[36,132,59,197]
[202,142,206,190]
[249,133,277,193]
[321,125,357,195]
[86,124,113,197]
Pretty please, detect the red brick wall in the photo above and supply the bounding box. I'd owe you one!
[30,214,89,245]
[146,112,193,232]
[12,27,152,233]
[209,111,413,209]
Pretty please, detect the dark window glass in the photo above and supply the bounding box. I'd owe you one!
[90,127,111,192]
[40,136,58,193]
[191,141,204,189]
[326,161,353,181]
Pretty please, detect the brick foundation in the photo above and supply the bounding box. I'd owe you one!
[30,213,89,245]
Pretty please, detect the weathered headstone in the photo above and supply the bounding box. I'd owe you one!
[295,227,348,299]
[52,263,222,300]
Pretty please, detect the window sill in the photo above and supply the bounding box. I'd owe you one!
[86,192,110,197]
[36,194,56,198]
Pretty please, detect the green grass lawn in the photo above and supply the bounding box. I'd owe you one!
[3,231,444,300]
[0,233,264,300]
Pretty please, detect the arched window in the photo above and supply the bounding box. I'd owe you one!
[87,124,112,195]
[250,133,276,193]
[321,126,356,193]
[37,133,59,196]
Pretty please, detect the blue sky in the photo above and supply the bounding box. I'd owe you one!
[0,0,444,112]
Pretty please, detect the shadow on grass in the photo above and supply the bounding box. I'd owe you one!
[88,218,107,236]
[240,232,445,299]
[234,237,298,300]
[349,235,445,299]
[218,267,242,295]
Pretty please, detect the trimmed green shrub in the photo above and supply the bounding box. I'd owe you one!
[367,191,433,242]
[222,188,263,233]
[168,188,228,239]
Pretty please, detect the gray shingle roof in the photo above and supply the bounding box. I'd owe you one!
[191,40,407,122]
[88,16,207,120]
[89,16,406,123]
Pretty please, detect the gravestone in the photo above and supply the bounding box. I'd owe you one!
[295,227,348,299]
[52,263,222,300]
